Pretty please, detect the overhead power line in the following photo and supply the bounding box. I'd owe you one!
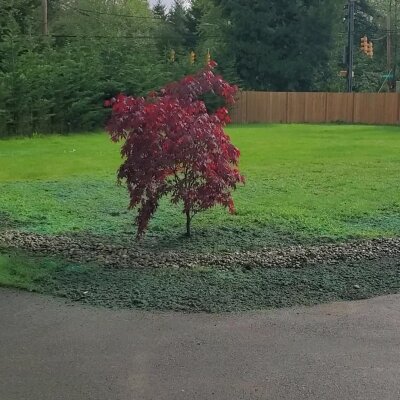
[13,33,224,40]
[64,4,164,20]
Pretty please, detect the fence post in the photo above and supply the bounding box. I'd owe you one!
[398,93,400,124]
[245,91,249,124]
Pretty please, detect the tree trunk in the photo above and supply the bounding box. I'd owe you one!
[185,211,191,237]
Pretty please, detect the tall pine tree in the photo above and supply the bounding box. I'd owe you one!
[216,0,341,91]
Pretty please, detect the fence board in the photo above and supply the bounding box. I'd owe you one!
[246,91,268,122]
[323,93,353,123]
[231,91,400,125]
[269,92,288,123]
[287,93,306,123]
[384,93,399,124]
[304,93,327,123]
[354,93,399,125]
[354,93,380,124]
[231,91,247,124]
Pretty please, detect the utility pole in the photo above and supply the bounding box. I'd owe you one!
[347,0,355,92]
[42,0,48,35]
[394,0,399,90]
[387,0,393,91]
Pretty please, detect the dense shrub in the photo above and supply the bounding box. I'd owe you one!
[0,0,194,137]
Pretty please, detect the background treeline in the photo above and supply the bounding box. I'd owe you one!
[0,0,396,136]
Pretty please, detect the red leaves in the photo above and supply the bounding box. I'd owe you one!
[215,107,231,125]
[106,64,244,238]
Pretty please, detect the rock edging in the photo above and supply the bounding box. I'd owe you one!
[1,230,400,269]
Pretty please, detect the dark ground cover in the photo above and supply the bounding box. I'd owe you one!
[1,250,400,312]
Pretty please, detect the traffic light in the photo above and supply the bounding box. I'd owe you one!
[360,36,368,54]
[367,41,374,58]
[205,49,211,65]
[189,51,196,65]
[169,49,175,63]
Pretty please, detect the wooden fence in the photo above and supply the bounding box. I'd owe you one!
[230,92,400,125]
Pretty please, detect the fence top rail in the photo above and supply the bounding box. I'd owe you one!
[240,91,399,95]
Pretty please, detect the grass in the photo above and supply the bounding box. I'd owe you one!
[0,251,58,291]
[2,123,400,311]
[1,250,400,312]
[1,124,400,251]
[0,132,118,182]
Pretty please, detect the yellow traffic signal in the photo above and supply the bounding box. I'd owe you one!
[189,51,196,65]
[367,41,374,58]
[360,36,368,54]
[205,49,211,65]
[169,49,175,63]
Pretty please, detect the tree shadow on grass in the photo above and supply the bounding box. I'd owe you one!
[0,212,24,231]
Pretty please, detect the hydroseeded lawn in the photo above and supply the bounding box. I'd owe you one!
[2,251,400,312]
[1,124,400,251]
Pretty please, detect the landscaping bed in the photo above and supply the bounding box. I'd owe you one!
[1,248,400,312]
[2,228,400,312]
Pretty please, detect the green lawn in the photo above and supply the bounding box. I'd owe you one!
[1,124,400,250]
[2,124,400,311]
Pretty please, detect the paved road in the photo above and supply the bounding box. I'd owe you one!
[1,288,400,400]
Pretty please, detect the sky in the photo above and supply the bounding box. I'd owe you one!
[149,0,189,9]
[149,0,173,8]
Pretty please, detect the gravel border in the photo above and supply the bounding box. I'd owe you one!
[1,230,400,269]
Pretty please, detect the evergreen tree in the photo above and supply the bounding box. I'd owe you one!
[216,0,341,91]
[152,0,167,20]
[193,0,238,83]
[0,0,178,136]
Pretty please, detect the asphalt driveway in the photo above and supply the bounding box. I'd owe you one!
[1,288,400,400]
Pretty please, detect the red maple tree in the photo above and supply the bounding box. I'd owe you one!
[105,62,244,237]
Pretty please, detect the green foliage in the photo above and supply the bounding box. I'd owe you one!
[193,0,239,83]
[317,0,388,92]
[191,0,389,92]
[214,0,341,91]
[151,0,239,84]
[0,0,190,137]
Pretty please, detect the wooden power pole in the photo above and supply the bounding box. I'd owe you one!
[42,0,48,35]
[387,0,394,91]
[347,0,355,92]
